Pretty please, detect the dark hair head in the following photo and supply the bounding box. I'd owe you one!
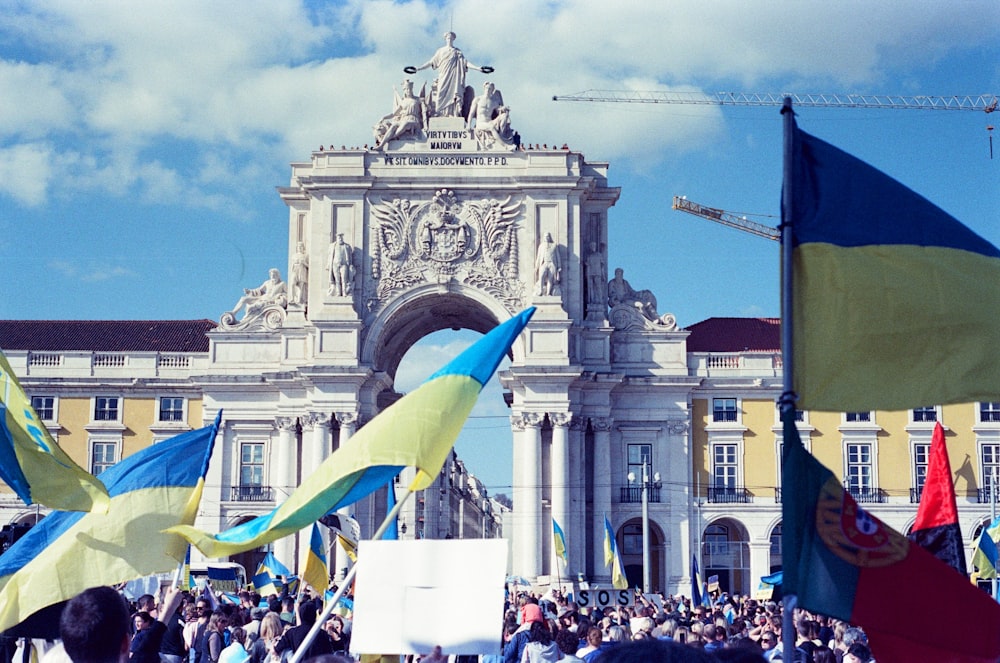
[847,642,872,661]
[61,586,130,663]
[555,629,579,655]
[297,600,318,626]
[528,620,551,645]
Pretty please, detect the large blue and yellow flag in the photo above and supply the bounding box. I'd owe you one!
[301,523,329,593]
[0,412,220,632]
[972,516,1000,580]
[256,551,292,580]
[0,351,109,512]
[603,514,627,590]
[788,124,1000,411]
[252,570,278,597]
[552,517,568,566]
[170,308,534,557]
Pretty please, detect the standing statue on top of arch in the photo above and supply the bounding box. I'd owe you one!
[406,31,494,119]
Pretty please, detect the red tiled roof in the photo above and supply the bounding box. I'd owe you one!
[686,317,780,353]
[0,320,216,353]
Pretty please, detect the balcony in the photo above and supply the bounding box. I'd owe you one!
[978,489,1000,504]
[847,487,887,503]
[910,487,923,504]
[620,484,662,504]
[707,486,752,504]
[230,485,273,502]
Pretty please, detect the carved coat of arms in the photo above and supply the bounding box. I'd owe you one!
[369,189,523,311]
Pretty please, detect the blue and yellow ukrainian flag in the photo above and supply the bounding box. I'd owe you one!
[257,551,292,579]
[302,523,329,593]
[0,412,220,631]
[789,125,1000,412]
[170,308,534,558]
[0,351,109,512]
[552,517,568,565]
[252,570,278,597]
[973,516,1000,580]
[603,514,627,589]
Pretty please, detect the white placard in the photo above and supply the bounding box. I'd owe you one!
[349,539,507,656]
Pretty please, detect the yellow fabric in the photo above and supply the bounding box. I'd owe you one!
[0,352,109,512]
[794,244,1000,411]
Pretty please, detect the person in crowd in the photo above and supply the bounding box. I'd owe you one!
[323,615,350,654]
[504,603,544,663]
[554,629,584,663]
[520,622,561,663]
[247,613,284,663]
[60,586,132,663]
[218,628,248,663]
[200,613,228,663]
[575,627,605,662]
[594,639,718,663]
[273,600,333,662]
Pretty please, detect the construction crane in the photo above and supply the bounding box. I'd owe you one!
[552,90,999,113]
[672,196,779,241]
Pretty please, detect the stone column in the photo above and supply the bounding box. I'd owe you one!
[592,416,613,581]
[550,413,571,582]
[513,413,543,580]
[273,416,298,574]
[569,418,587,575]
[332,412,357,581]
[299,412,332,583]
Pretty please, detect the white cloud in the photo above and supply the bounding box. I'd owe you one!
[0,143,54,206]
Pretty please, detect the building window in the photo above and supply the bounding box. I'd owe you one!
[846,443,873,493]
[94,397,119,422]
[627,444,652,480]
[159,397,184,422]
[912,406,937,423]
[845,412,871,423]
[769,524,782,556]
[913,443,930,498]
[705,523,730,557]
[983,444,1000,499]
[713,398,738,422]
[30,396,55,421]
[981,403,1000,423]
[622,523,643,555]
[713,444,738,488]
[91,442,117,475]
[240,443,265,487]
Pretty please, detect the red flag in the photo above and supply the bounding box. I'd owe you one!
[907,422,967,576]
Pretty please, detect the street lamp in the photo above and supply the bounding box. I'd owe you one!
[628,461,661,594]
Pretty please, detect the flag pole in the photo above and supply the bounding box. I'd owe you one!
[288,487,414,663]
[779,96,798,659]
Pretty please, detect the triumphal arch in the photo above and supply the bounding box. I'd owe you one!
[202,33,697,589]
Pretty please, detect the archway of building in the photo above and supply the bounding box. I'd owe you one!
[619,517,665,592]
[228,515,269,583]
[701,517,751,596]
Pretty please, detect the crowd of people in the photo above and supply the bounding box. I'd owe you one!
[0,582,877,663]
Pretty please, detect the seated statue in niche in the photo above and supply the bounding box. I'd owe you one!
[220,268,288,330]
[608,267,659,322]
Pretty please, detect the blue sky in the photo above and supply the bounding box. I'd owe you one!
[2,1,998,494]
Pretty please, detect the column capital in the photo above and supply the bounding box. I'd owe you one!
[302,411,332,431]
[591,416,613,432]
[522,412,544,428]
[335,412,358,427]
[275,416,298,432]
[550,412,572,428]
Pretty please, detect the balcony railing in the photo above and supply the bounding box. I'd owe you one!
[230,485,273,502]
[620,484,662,503]
[707,486,752,504]
[847,487,887,503]
[978,489,1000,503]
[910,487,923,504]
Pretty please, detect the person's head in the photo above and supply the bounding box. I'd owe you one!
[606,625,629,643]
[844,642,872,663]
[812,646,836,663]
[61,586,131,663]
[136,594,156,613]
[133,611,153,632]
[587,626,603,647]
[702,623,717,642]
[522,603,544,625]
[554,629,578,655]
[259,613,284,641]
[528,621,552,645]
[758,632,776,650]
[296,600,318,627]
[842,627,867,649]
[208,612,228,633]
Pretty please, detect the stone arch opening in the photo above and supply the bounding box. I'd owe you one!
[702,517,751,596]
[619,517,665,592]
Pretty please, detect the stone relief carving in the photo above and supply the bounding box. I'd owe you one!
[219,268,288,331]
[534,232,561,297]
[549,412,572,428]
[327,233,355,297]
[368,189,524,313]
[607,267,678,331]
